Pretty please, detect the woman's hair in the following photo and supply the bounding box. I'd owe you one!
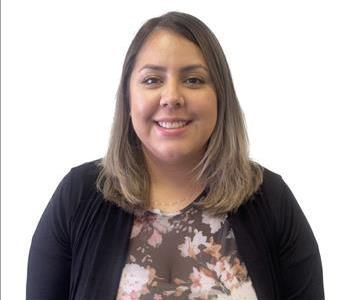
[96,11,264,215]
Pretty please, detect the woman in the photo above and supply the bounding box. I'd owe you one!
[26,12,324,300]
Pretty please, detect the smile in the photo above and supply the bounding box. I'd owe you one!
[156,121,190,129]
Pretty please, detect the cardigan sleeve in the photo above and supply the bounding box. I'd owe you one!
[275,179,324,300]
[26,169,75,300]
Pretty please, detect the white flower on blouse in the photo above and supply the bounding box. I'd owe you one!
[230,281,258,300]
[209,258,233,282]
[178,229,207,258]
[207,258,256,300]
[189,267,216,299]
[202,212,225,234]
[152,215,171,234]
[118,263,150,298]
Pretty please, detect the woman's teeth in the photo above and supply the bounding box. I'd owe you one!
[157,121,188,129]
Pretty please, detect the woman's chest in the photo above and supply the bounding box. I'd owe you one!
[116,206,258,299]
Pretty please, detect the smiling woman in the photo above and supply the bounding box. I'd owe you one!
[26,11,324,300]
[129,29,217,199]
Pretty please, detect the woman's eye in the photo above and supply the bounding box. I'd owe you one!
[184,77,205,87]
[142,77,162,86]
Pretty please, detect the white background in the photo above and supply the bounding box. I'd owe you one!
[2,0,350,298]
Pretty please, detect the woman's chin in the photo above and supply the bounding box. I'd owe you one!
[147,150,200,165]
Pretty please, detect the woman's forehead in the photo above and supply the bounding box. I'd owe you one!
[133,29,208,72]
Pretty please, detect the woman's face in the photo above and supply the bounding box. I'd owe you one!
[129,29,217,165]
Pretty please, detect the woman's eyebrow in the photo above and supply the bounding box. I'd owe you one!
[180,64,209,73]
[138,64,209,73]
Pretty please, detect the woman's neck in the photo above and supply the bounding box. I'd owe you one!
[144,152,205,213]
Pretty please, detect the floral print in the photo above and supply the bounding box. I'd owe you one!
[178,230,207,258]
[116,196,257,300]
[117,264,151,299]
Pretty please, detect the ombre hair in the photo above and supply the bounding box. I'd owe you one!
[96,11,263,215]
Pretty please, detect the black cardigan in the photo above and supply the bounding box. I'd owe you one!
[26,159,324,300]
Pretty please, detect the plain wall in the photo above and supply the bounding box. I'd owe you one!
[2,0,350,298]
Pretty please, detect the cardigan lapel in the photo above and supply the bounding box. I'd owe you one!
[228,198,279,300]
[70,197,134,300]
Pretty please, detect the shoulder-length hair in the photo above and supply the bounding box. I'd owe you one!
[96,11,263,215]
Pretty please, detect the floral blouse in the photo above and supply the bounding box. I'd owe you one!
[116,195,257,300]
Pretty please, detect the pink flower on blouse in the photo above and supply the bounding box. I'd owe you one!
[147,230,162,248]
[131,219,143,239]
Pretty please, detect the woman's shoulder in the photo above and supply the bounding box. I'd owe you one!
[49,158,104,216]
[236,165,300,226]
[235,165,315,252]
[63,158,102,195]
[252,165,307,235]
[69,158,102,182]
[259,166,286,204]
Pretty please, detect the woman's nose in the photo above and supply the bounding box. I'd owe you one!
[160,80,184,109]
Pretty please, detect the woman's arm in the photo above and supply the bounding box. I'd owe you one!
[26,171,74,300]
[276,179,324,300]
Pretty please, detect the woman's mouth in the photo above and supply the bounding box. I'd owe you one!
[154,120,192,137]
[156,121,190,129]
